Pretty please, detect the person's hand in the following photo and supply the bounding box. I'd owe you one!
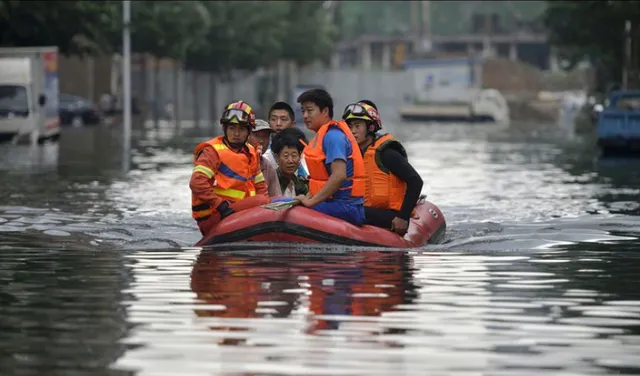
[216,201,235,220]
[391,216,409,236]
[295,194,313,207]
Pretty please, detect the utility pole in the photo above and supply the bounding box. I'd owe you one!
[421,1,432,53]
[623,20,631,91]
[413,1,432,56]
[411,1,419,58]
[122,0,132,172]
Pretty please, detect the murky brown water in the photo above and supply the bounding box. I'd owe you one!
[1,122,640,375]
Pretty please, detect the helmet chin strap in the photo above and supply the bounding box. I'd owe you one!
[227,140,246,149]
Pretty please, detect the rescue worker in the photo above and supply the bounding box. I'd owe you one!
[189,101,270,235]
[343,100,423,236]
[293,88,366,226]
[248,119,281,197]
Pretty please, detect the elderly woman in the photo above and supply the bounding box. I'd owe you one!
[270,127,309,198]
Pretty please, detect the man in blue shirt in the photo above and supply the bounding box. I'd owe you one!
[293,89,366,226]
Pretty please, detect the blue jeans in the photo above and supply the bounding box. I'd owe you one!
[272,197,364,226]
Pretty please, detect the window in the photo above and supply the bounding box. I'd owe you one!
[0,85,29,112]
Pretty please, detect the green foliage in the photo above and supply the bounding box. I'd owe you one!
[0,0,338,73]
[280,1,339,65]
[0,0,115,56]
[185,1,339,73]
[102,1,211,60]
[544,1,640,90]
[185,1,290,73]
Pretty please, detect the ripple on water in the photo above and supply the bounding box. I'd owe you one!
[100,247,640,375]
[2,126,640,375]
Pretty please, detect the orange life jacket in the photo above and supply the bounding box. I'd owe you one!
[191,136,261,221]
[303,120,365,199]
[362,133,408,212]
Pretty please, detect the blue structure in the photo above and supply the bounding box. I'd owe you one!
[597,91,640,155]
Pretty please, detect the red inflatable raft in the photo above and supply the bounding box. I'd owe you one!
[195,200,446,248]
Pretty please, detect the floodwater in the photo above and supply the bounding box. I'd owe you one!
[1,121,640,375]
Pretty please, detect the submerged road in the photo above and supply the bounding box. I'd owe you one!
[0,121,639,375]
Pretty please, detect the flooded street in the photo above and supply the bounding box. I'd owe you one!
[1,122,640,375]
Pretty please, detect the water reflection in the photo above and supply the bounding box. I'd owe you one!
[0,142,59,173]
[112,245,640,375]
[0,241,130,374]
[190,248,412,335]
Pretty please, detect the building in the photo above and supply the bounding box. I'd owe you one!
[332,1,552,71]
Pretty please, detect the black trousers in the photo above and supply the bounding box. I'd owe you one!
[364,206,399,230]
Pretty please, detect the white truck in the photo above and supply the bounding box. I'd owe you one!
[0,46,60,144]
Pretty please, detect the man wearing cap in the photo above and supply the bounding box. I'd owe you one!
[249,119,282,197]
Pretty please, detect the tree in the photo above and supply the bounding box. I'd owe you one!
[544,1,640,91]
[185,1,290,75]
[280,1,339,66]
[104,1,210,60]
[0,0,116,56]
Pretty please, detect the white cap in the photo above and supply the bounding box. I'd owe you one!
[254,119,273,132]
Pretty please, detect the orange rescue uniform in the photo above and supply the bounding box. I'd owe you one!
[190,136,269,235]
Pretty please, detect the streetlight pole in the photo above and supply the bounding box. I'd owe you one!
[623,20,631,91]
[122,0,132,172]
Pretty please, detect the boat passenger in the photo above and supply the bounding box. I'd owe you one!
[270,127,309,198]
[293,88,366,226]
[248,119,282,197]
[265,101,309,178]
[343,100,423,236]
[268,101,296,134]
[189,101,270,235]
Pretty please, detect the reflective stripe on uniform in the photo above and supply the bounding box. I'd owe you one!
[213,187,248,200]
[254,172,265,183]
[217,162,250,182]
[193,165,215,179]
[213,144,228,152]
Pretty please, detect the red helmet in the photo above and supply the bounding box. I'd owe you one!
[342,102,382,132]
[220,101,256,129]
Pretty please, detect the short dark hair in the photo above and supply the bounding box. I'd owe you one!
[271,127,308,155]
[359,99,378,110]
[297,88,334,118]
[269,101,295,121]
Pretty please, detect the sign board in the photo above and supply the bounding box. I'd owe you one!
[403,58,477,103]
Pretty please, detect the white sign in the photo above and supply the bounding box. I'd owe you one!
[410,59,473,103]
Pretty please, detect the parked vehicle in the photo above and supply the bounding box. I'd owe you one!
[597,90,640,155]
[0,46,60,144]
[59,93,101,127]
